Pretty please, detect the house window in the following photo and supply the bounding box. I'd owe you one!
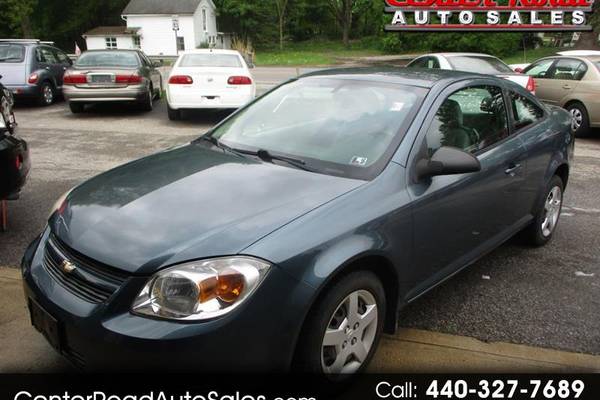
[177,37,185,52]
[202,9,207,31]
[105,37,117,49]
[133,36,141,49]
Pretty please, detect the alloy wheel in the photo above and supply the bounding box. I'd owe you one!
[43,85,54,105]
[321,290,378,374]
[570,108,582,132]
[541,186,562,237]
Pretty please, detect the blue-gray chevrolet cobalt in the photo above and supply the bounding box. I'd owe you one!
[22,68,573,374]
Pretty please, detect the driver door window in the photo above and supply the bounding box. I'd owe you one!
[425,85,509,157]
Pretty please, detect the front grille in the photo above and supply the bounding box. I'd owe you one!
[43,234,129,304]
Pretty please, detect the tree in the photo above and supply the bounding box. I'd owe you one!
[0,0,38,38]
[275,0,289,50]
[328,0,354,47]
[575,2,600,49]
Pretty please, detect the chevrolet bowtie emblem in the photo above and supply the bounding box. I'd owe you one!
[61,260,77,274]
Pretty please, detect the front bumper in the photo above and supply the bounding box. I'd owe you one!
[22,229,314,372]
[63,85,147,103]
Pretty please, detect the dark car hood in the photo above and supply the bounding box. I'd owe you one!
[51,143,363,275]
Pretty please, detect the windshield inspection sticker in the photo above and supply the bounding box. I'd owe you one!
[350,156,368,166]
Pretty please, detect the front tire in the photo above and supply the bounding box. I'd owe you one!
[295,271,385,377]
[522,175,564,247]
[567,103,590,138]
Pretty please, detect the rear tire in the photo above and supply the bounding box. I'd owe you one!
[139,86,153,112]
[69,102,84,114]
[566,102,590,138]
[38,82,55,106]
[167,105,181,121]
[522,175,564,247]
[295,270,385,378]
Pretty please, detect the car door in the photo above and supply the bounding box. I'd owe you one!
[52,48,72,88]
[39,47,62,87]
[139,52,161,91]
[405,81,529,297]
[524,58,557,103]
[542,58,587,106]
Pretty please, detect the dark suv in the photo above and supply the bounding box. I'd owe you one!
[0,39,72,106]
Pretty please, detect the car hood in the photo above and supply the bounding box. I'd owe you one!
[50,142,363,275]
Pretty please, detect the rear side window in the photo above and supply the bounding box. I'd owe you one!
[40,47,58,64]
[179,54,242,68]
[550,59,587,81]
[54,50,71,64]
[0,44,25,63]
[510,92,544,130]
[425,85,509,156]
[447,56,514,74]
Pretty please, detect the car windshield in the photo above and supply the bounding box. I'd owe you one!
[0,44,25,63]
[208,78,426,180]
[75,52,140,68]
[448,56,514,74]
[179,54,242,68]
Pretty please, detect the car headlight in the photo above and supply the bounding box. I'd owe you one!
[48,189,73,220]
[132,257,270,321]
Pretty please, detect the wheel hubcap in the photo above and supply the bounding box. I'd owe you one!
[541,186,562,237]
[321,290,378,375]
[570,109,582,131]
[43,86,53,104]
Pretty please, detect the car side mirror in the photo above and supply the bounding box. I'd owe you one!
[514,67,524,74]
[153,60,163,67]
[416,147,481,180]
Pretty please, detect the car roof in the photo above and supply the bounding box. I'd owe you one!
[431,52,498,58]
[179,49,241,56]
[299,67,500,89]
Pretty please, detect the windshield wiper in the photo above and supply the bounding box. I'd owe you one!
[196,135,247,157]
[241,149,314,172]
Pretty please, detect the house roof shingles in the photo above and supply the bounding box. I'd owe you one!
[83,26,140,36]
[122,0,203,15]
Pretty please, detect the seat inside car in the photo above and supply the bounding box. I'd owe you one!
[436,99,476,152]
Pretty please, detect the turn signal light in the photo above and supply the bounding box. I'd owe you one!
[116,74,143,84]
[526,76,536,94]
[198,268,245,304]
[63,73,87,85]
[28,73,39,84]
[15,154,22,170]
[227,76,252,85]
[169,75,193,85]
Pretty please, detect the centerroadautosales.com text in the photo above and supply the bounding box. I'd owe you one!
[13,393,316,400]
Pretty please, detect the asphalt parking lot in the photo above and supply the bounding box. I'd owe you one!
[1,70,599,361]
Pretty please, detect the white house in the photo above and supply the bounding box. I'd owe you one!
[83,0,231,56]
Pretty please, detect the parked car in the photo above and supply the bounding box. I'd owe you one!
[0,39,72,106]
[407,53,536,93]
[63,50,162,114]
[522,54,600,137]
[166,49,256,120]
[1,78,30,208]
[23,69,572,375]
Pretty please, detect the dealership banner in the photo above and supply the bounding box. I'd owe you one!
[385,0,596,31]
[3,374,600,400]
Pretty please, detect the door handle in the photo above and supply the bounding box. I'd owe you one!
[505,163,521,175]
[563,84,572,90]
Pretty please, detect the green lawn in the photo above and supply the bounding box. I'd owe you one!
[502,47,566,65]
[255,40,384,66]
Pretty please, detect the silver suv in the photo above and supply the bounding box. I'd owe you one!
[0,39,72,106]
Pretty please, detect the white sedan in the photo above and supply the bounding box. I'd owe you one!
[166,49,256,120]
